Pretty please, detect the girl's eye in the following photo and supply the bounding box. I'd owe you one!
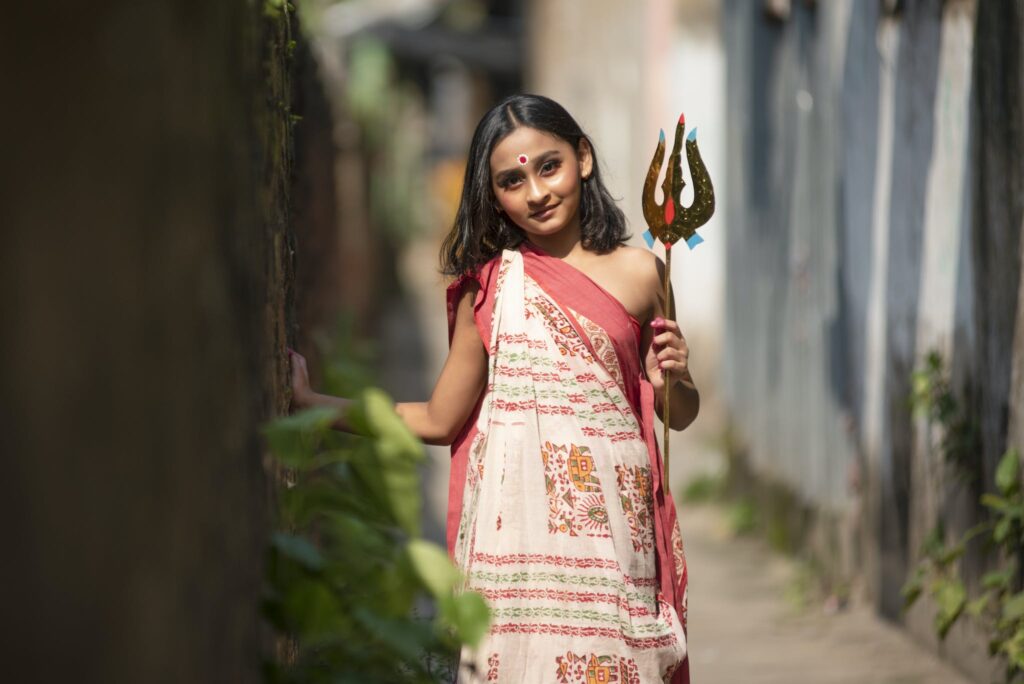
[541,160,560,174]
[500,176,523,189]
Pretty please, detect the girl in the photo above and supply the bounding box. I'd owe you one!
[290,94,697,683]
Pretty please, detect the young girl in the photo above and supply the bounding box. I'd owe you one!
[290,94,698,683]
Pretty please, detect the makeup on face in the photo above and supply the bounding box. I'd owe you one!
[493,151,564,190]
[489,127,590,238]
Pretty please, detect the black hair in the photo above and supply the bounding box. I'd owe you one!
[440,94,629,276]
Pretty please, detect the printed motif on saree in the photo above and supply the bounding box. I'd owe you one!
[448,246,690,683]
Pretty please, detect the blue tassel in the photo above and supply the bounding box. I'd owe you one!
[686,232,704,249]
[642,230,656,249]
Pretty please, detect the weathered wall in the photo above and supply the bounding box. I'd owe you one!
[721,0,1022,680]
[0,2,297,681]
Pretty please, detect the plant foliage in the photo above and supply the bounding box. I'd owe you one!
[262,365,489,681]
[904,351,1024,681]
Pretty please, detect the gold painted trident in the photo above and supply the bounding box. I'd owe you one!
[641,113,715,490]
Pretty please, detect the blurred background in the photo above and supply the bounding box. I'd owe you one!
[3,0,1021,682]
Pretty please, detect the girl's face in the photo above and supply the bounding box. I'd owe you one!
[489,126,593,240]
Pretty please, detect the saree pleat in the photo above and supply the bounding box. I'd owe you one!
[447,245,690,683]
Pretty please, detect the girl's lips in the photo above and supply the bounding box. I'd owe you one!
[530,203,560,220]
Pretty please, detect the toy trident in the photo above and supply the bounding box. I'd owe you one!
[641,113,715,489]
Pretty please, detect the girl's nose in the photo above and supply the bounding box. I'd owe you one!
[526,175,550,203]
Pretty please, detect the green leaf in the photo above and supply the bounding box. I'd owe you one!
[1001,627,1024,671]
[982,494,1011,512]
[934,579,966,639]
[936,543,964,567]
[349,388,425,535]
[901,572,924,610]
[271,532,325,572]
[283,578,343,639]
[995,518,1012,544]
[920,525,945,557]
[997,449,1021,496]
[279,480,350,529]
[322,511,391,561]
[263,406,341,468]
[910,370,932,413]
[1002,592,1024,622]
[439,591,491,648]
[407,539,462,598]
[967,593,991,617]
[352,607,437,666]
[983,567,1015,591]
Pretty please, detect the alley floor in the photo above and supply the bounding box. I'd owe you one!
[678,501,971,684]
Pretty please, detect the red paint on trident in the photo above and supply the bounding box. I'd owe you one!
[664,198,675,224]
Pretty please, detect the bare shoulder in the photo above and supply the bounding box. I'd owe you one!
[607,245,661,290]
[587,244,662,321]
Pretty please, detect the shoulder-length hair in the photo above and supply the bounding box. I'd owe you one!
[440,94,629,276]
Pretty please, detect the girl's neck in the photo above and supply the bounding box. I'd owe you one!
[523,221,584,260]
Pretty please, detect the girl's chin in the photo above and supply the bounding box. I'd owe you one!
[520,222,571,239]
[518,213,572,237]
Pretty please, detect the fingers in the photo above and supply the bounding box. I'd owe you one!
[656,359,688,373]
[288,348,309,380]
[650,317,689,360]
[653,331,689,349]
[650,317,680,334]
[656,346,689,364]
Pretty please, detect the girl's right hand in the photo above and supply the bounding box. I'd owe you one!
[288,349,314,409]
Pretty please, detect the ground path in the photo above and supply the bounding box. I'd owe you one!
[678,500,970,683]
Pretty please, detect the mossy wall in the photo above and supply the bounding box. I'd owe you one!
[1,2,297,680]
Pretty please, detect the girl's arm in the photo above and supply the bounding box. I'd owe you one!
[290,283,489,446]
[642,257,700,431]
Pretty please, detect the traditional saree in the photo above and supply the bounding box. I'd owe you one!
[445,242,690,684]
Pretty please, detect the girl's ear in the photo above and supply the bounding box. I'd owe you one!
[577,138,594,180]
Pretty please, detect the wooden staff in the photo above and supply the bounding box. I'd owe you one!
[640,113,716,491]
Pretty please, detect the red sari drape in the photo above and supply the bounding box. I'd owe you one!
[445,243,690,683]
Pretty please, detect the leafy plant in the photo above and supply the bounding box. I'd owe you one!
[261,386,489,682]
[681,472,725,504]
[904,350,1024,680]
[728,499,758,536]
[903,448,1024,679]
[909,350,978,477]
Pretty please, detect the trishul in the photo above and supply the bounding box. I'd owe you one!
[641,113,715,249]
[640,113,715,491]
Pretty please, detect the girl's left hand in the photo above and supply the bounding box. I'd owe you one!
[646,317,690,393]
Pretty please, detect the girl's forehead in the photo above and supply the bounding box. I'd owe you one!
[491,127,571,161]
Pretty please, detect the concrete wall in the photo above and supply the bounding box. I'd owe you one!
[1,3,298,681]
[721,0,1023,679]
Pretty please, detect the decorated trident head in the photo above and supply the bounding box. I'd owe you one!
[640,113,716,491]
[641,113,715,249]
